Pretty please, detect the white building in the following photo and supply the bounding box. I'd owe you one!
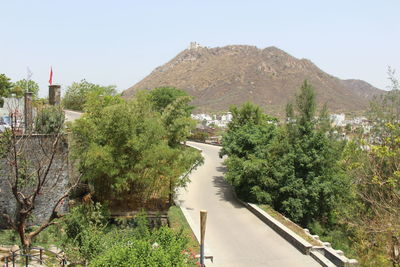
[191,112,233,128]
[330,113,346,127]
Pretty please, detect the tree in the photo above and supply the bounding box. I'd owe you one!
[160,96,196,147]
[35,106,65,134]
[220,102,279,202]
[12,79,40,98]
[147,87,196,147]
[343,69,400,266]
[220,82,349,228]
[71,91,201,208]
[277,81,348,226]
[148,86,193,114]
[0,112,80,250]
[0,74,13,107]
[63,79,117,111]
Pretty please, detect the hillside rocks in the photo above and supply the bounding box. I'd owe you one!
[123,44,383,117]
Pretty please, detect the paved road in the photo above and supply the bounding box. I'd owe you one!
[177,142,320,267]
[64,109,83,123]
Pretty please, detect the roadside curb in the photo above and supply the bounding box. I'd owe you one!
[232,189,359,267]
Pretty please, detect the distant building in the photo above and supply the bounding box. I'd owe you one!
[188,42,202,50]
[191,112,232,128]
[330,113,346,126]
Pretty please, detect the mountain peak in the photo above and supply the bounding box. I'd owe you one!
[123,44,383,117]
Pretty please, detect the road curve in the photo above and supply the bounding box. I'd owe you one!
[64,109,83,123]
[177,141,320,267]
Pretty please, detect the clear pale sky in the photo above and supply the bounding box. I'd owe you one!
[1,0,399,97]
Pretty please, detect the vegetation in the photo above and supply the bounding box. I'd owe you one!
[71,87,202,208]
[0,74,13,97]
[35,105,65,134]
[340,69,400,266]
[258,204,321,246]
[168,206,199,254]
[59,204,197,266]
[63,79,117,111]
[219,102,279,203]
[220,82,353,257]
[148,86,193,114]
[12,79,40,98]
[0,106,78,250]
[0,74,13,107]
[221,77,400,266]
[1,204,198,266]
[221,82,349,227]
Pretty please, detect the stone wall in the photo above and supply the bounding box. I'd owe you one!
[0,134,70,229]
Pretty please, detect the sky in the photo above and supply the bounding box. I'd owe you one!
[1,0,399,97]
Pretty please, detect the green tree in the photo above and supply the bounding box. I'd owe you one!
[34,106,65,134]
[147,87,197,148]
[161,96,196,147]
[220,102,279,203]
[278,81,348,226]
[0,74,13,107]
[221,82,349,228]
[343,69,400,266]
[63,79,117,111]
[148,86,193,114]
[71,91,202,207]
[12,79,40,98]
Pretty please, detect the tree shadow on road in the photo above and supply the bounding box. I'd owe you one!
[212,172,243,209]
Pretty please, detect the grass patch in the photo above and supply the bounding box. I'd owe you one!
[168,205,199,254]
[258,204,322,246]
[0,226,62,249]
[0,229,19,246]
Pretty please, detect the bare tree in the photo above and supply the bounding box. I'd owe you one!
[0,101,80,250]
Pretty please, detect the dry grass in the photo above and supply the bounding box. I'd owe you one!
[168,206,200,254]
[258,204,322,246]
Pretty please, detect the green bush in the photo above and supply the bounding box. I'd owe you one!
[90,227,197,267]
[60,204,197,266]
[34,106,65,134]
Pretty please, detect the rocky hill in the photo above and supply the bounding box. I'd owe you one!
[123,44,383,117]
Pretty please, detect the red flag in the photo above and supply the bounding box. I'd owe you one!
[49,67,53,85]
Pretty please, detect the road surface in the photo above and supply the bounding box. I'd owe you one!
[177,141,320,267]
[64,109,83,123]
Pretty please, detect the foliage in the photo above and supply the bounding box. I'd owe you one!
[342,69,400,266]
[60,204,197,266]
[0,74,13,106]
[0,73,13,98]
[221,82,349,229]
[189,129,210,142]
[71,90,202,206]
[276,81,349,226]
[148,87,196,147]
[220,102,279,203]
[168,205,199,254]
[89,226,197,267]
[148,86,193,114]
[63,79,117,111]
[61,203,109,263]
[161,96,196,147]
[34,106,65,134]
[12,79,40,98]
